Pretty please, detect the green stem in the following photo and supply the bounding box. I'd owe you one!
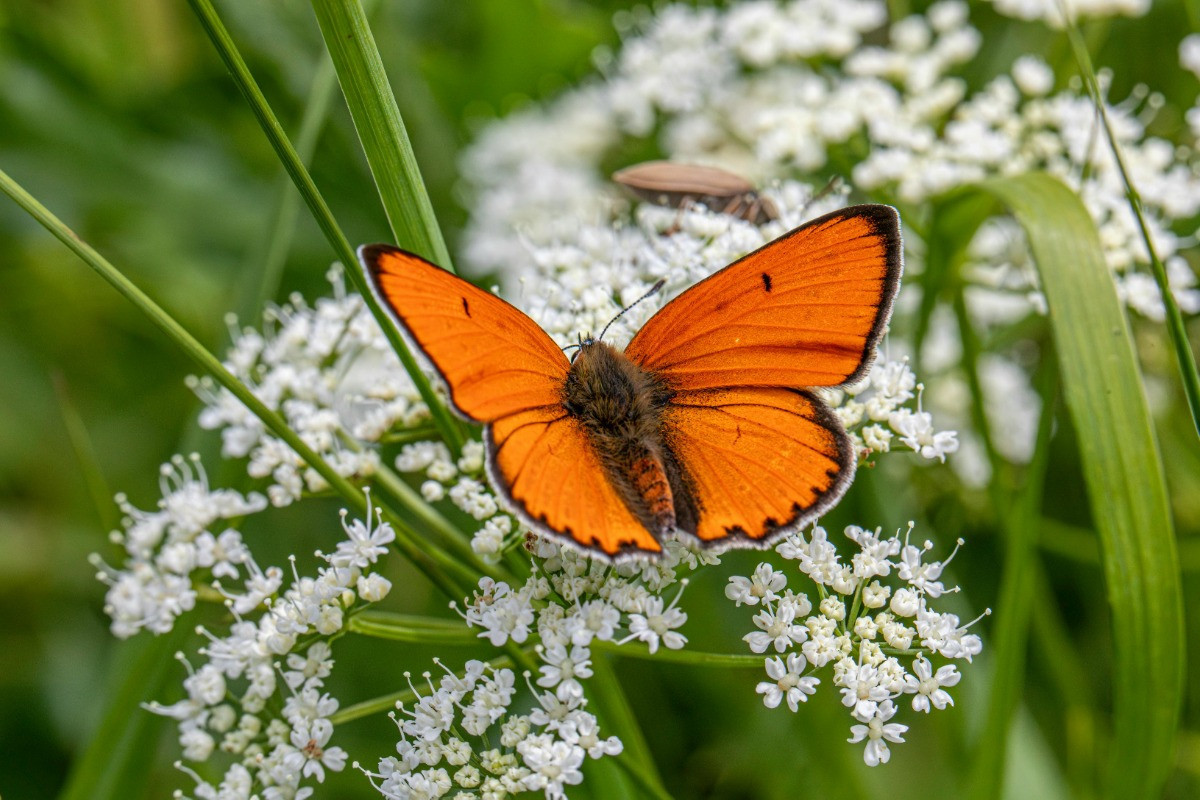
[593,641,765,668]
[348,610,482,644]
[0,166,469,600]
[186,0,465,455]
[369,458,510,581]
[1062,13,1200,440]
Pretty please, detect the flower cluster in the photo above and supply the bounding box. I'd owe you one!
[94,454,267,638]
[727,523,984,766]
[458,0,1200,325]
[191,267,429,507]
[984,0,1149,27]
[362,659,622,800]
[145,497,395,799]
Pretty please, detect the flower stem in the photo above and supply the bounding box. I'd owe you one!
[1062,9,1200,441]
[593,641,765,668]
[350,443,511,581]
[185,0,465,455]
[348,610,482,644]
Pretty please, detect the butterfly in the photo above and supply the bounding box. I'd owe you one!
[360,204,903,561]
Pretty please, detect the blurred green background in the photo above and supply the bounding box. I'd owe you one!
[1,1,1197,799]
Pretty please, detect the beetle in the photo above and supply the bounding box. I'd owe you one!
[612,160,780,224]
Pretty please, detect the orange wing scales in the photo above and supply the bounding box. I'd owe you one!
[487,411,662,557]
[362,245,569,423]
[625,205,901,391]
[665,387,854,544]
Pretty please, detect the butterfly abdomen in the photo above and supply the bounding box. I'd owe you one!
[628,452,675,533]
[563,340,683,535]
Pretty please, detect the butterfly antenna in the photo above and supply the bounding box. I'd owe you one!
[597,279,666,343]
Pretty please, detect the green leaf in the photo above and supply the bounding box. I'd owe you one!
[977,173,1184,800]
[308,0,454,270]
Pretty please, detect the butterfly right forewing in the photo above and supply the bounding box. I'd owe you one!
[623,205,903,549]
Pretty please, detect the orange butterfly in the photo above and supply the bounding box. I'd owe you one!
[360,205,902,560]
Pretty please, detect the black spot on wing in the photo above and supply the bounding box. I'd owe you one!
[461,297,471,318]
[761,272,772,292]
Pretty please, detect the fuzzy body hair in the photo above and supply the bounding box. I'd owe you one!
[563,341,699,536]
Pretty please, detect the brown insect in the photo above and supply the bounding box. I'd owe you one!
[612,160,780,224]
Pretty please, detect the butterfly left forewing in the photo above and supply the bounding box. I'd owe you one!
[663,386,854,546]
[625,204,902,391]
[361,244,569,422]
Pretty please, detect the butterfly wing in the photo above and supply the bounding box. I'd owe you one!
[361,245,659,557]
[623,205,901,549]
[487,408,662,557]
[624,204,902,391]
[664,386,854,546]
[362,244,569,422]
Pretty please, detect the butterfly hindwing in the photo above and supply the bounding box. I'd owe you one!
[362,244,569,422]
[624,204,902,391]
[487,409,663,557]
[664,386,854,546]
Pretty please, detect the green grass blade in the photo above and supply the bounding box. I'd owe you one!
[308,0,454,271]
[966,353,1059,800]
[52,372,118,532]
[186,0,464,454]
[979,172,1184,800]
[0,167,471,599]
[57,626,188,800]
[235,54,340,324]
[588,654,673,800]
[1062,13,1200,440]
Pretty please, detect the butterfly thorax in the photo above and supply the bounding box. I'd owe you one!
[563,341,680,535]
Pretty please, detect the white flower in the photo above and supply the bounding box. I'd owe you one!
[725,563,787,606]
[566,600,620,646]
[838,663,893,722]
[907,657,961,713]
[463,579,536,647]
[622,590,688,654]
[518,734,585,798]
[847,700,908,766]
[756,653,820,712]
[536,644,594,702]
[288,718,347,782]
[560,712,624,759]
[890,408,960,462]
[744,596,808,654]
[330,496,394,569]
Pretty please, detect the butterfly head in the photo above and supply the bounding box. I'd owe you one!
[563,331,598,363]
